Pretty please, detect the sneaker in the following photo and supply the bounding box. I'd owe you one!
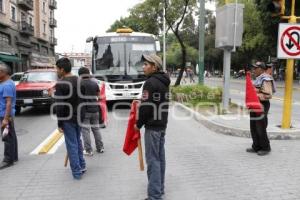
[83,150,93,156]
[257,150,270,156]
[81,167,87,174]
[246,148,257,153]
[97,147,104,153]
[73,174,82,180]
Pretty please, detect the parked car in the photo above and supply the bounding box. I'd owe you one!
[15,69,58,114]
[11,72,24,85]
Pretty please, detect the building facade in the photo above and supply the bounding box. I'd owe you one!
[61,53,92,69]
[0,0,57,73]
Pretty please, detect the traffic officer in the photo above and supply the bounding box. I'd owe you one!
[246,61,276,156]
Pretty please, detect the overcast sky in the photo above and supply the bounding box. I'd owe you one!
[55,0,143,53]
[55,0,215,54]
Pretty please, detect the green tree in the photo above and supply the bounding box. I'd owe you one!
[165,0,197,86]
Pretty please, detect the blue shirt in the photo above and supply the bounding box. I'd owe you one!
[0,79,16,117]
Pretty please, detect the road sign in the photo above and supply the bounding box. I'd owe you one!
[277,23,300,59]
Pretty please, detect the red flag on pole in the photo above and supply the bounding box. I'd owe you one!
[123,101,141,156]
[99,83,108,126]
[245,72,263,114]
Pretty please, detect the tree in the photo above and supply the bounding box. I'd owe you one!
[165,0,197,86]
[107,0,162,35]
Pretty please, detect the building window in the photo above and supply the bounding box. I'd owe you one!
[29,17,33,26]
[43,23,46,34]
[31,42,39,52]
[0,32,10,45]
[0,0,4,13]
[10,5,16,22]
[42,1,46,12]
[41,46,48,55]
[21,12,26,21]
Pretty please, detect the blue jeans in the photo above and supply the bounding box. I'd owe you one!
[145,129,166,200]
[63,121,86,178]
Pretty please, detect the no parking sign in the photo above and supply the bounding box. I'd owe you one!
[277,23,300,59]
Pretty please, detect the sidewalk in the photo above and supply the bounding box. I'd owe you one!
[175,102,300,140]
[171,76,300,90]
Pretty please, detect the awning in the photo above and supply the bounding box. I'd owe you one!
[0,54,22,63]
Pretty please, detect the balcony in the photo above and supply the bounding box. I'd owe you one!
[49,18,57,28]
[49,0,57,9]
[49,37,57,45]
[17,0,34,11]
[19,21,34,36]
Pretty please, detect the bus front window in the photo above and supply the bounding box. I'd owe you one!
[95,43,125,75]
[127,43,155,75]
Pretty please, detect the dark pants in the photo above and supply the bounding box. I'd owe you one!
[1,118,18,163]
[63,121,86,178]
[250,101,271,151]
[145,129,166,200]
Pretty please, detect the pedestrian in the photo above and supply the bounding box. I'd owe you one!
[246,61,276,156]
[134,54,170,200]
[182,69,187,84]
[0,62,17,170]
[78,67,104,156]
[55,58,86,180]
[188,68,195,83]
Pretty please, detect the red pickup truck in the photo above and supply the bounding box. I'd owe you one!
[15,69,58,114]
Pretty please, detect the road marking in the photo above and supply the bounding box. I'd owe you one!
[30,129,64,155]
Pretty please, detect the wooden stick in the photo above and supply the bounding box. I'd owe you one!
[137,139,144,171]
[64,153,68,167]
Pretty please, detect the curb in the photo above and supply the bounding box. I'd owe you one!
[38,130,63,154]
[174,102,300,140]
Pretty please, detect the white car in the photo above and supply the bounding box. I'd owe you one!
[11,72,24,85]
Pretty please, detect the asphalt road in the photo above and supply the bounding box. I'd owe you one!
[204,78,300,124]
[0,105,299,199]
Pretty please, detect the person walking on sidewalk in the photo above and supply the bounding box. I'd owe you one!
[78,67,104,156]
[246,61,276,156]
[134,54,170,200]
[0,62,17,170]
[55,58,86,179]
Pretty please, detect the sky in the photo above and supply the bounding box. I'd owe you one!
[55,0,143,53]
[55,0,215,54]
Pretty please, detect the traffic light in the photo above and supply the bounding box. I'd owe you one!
[267,0,285,16]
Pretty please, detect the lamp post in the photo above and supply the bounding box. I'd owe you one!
[198,0,205,84]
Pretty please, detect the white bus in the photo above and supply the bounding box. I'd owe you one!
[86,28,160,101]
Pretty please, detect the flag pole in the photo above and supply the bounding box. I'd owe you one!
[64,153,68,167]
[137,139,144,171]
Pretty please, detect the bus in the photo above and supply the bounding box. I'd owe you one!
[86,28,160,101]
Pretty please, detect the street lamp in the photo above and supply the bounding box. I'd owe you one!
[198,0,205,84]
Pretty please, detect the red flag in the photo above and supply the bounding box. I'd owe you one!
[99,83,108,125]
[123,101,141,156]
[245,72,263,114]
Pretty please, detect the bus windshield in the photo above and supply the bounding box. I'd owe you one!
[94,36,156,76]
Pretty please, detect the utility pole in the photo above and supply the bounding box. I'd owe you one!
[198,0,205,84]
[281,0,298,128]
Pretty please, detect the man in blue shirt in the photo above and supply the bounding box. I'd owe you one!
[0,62,17,169]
